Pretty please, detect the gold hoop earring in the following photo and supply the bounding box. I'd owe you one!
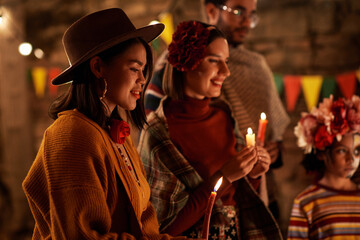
[99,78,107,100]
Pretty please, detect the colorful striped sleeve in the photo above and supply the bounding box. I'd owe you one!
[287,197,309,239]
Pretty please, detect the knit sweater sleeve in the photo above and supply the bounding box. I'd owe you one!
[26,114,118,239]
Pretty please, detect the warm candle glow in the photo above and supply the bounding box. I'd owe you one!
[202,177,224,239]
[261,112,266,120]
[257,113,268,146]
[214,177,223,192]
[246,127,255,146]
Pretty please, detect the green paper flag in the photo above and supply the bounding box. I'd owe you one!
[273,74,284,95]
[321,76,336,98]
[151,38,160,52]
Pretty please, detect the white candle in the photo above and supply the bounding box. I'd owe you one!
[246,127,255,146]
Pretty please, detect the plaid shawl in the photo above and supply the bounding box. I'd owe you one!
[138,97,283,240]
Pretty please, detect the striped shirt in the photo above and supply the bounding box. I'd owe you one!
[287,184,360,240]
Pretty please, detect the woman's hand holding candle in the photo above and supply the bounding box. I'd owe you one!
[248,146,271,179]
[220,147,257,183]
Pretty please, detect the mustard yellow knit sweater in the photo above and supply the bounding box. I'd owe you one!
[23,109,183,240]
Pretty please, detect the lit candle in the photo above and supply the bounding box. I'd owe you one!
[257,112,268,146]
[202,177,223,240]
[246,127,255,146]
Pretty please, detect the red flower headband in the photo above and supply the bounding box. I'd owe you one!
[168,21,210,72]
[294,95,360,153]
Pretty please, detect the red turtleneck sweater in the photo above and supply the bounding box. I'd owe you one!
[165,97,238,205]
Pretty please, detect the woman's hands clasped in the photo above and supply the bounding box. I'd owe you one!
[220,146,271,183]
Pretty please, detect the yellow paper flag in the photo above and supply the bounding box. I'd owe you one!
[159,12,174,45]
[32,67,47,98]
[301,75,323,112]
[356,70,360,83]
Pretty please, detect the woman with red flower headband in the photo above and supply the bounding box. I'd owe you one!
[138,20,282,239]
[288,95,360,239]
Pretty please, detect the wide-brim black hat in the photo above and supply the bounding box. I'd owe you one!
[52,8,164,85]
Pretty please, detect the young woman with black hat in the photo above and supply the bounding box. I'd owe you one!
[22,8,185,240]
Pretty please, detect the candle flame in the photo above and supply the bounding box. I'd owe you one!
[260,112,266,120]
[247,127,253,135]
[214,177,223,192]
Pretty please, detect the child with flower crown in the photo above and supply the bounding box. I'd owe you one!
[288,95,360,239]
[138,20,282,239]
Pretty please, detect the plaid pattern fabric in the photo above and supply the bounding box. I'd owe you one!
[138,97,283,239]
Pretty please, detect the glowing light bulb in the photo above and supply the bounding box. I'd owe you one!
[19,42,33,56]
[34,48,44,59]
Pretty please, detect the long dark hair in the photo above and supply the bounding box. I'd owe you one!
[49,38,153,129]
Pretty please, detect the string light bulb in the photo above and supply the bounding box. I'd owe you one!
[34,48,44,59]
[19,42,32,56]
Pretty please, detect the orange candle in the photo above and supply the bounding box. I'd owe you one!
[246,127,255,146]
[257,112,268,146]
[202,177,223,240]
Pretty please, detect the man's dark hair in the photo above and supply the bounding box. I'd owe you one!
[205,0,227,5]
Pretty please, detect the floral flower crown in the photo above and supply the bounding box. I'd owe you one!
[294,95,360,153]
[168,21,211,72]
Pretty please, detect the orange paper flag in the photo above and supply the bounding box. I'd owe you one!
[284,75,302,112]
[48,67,61,96]
[336,72,356,99]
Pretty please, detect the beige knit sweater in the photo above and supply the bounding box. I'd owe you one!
[23,109,183,240]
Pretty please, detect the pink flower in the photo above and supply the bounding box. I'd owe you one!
[294,114,317,153]
[109,119,130,145]
[301,114,318,143]
[311,95,333,127]
[347,109,360,132]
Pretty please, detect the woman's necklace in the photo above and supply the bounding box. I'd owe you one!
[116,143,141,187]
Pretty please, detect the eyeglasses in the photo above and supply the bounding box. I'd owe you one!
[218,4,259,28]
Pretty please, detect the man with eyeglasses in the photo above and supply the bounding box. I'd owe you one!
[204,0,290,226]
